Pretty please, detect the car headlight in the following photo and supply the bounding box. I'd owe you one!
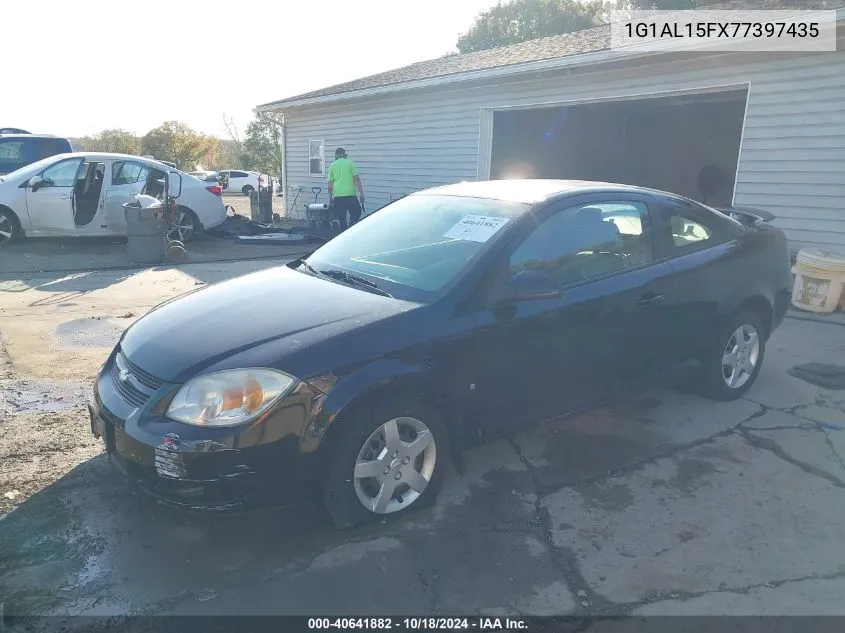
[166,369,297,427]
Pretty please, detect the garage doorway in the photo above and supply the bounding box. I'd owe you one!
[488,86,749,207]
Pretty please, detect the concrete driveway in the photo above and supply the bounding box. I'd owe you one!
[2,259,845,628]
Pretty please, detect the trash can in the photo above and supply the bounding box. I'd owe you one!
[124,199,166,264]
[258,185,273,224]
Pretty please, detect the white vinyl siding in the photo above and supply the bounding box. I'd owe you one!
[280,47,845,251]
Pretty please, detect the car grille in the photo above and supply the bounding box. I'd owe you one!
[109,350,164,409]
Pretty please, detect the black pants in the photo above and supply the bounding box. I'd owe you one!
[333,196,362,231]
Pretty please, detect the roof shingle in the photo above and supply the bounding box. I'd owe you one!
[260,0,841,108]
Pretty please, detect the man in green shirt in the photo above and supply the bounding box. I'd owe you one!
[327,147,365,230]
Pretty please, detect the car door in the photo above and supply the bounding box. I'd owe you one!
[24,157,84,233]
[651,197,745,364]
[472,194,677,436]
[103,159,151,232]
[228,170,248,192]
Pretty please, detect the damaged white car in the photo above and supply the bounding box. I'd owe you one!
[0,152,227,247]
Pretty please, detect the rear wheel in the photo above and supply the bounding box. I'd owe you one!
[323,399,448,529]
[0,208,21,247]
[700,311,766,401]
[171,207,200,242]
[242,185,254,197]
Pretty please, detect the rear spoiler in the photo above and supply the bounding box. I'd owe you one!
[713,205,775,224]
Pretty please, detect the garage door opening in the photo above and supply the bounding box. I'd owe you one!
[489,87,749,207]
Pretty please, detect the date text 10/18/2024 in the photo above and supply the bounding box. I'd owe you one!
[308,618,529,631]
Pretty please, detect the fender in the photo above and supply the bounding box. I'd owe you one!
[299,352,470,466]
[300,357,432,451]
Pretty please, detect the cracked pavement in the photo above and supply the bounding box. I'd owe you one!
[2,259,845,628]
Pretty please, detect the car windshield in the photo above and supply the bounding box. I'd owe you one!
[303,193,528,301]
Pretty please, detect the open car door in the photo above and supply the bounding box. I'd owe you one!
[103,159,153,233]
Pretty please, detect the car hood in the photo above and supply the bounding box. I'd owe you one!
[119,264,415,383]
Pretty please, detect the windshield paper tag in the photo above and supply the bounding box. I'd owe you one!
[443,215,510,243]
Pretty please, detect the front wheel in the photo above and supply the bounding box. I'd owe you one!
[700,311,766,401]
[0,208,21,247]
[323,400,448,529]
[242,185,254,197]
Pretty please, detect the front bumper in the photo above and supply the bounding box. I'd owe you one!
[90,350,324,512]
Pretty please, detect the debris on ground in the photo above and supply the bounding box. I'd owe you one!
[206,213,332,244]
[235,233,311,245]
[788,363,845,390]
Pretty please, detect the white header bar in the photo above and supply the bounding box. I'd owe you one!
[610,9,838,52]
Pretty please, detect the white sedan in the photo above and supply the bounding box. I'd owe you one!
[0,152,227,247]
[217,170,269,196]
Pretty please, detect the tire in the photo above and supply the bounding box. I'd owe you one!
[700,311,766,401]
[242,185,254,197]
[171,206,201,242]
[166,242,187,264]
[323,398,449,529]
[0,207,21,248]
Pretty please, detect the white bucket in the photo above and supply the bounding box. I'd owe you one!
[791,248,845,314]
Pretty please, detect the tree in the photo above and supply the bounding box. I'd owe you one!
[243,112,284,177]
[77,129,141,155]
[456,0,606,54]
[140,121,219,171]
[625,0,697,9]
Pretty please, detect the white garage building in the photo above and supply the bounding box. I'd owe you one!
[258,4,845,252]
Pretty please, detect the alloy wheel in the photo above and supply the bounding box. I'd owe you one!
[174,210,195,241]
[353,417,437,514]
[721,323,760,389]
[0,212,13,246]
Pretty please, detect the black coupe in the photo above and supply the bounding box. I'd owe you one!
[90,180,792,527]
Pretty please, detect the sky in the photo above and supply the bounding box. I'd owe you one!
[5,0,500,140]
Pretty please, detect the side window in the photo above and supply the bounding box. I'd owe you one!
[40,159,83,187]
[666,208,715,249]
[230,171,248,179]
[35,138,71,159]
[112,161,149,186]
[309,139,325,176]
[510,201,652,287]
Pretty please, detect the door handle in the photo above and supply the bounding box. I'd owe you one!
[59,195,69,200]
[637,293,665,307]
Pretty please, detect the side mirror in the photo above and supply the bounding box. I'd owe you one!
[167,171,182,199]
[497,269,561,304]
[28,176,47,191]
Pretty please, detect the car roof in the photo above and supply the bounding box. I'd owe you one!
[0,134,67,140]
[46,152,174,166]
[417,179,672,204]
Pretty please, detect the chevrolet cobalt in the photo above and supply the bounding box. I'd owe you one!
[90,180,792,527]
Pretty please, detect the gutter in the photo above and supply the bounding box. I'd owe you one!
[279,112,287,214]
[256,8,843,113]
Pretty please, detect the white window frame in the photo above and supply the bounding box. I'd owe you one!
[308,139,325,176]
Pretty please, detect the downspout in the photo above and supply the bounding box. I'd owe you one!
[279,112,288,218]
